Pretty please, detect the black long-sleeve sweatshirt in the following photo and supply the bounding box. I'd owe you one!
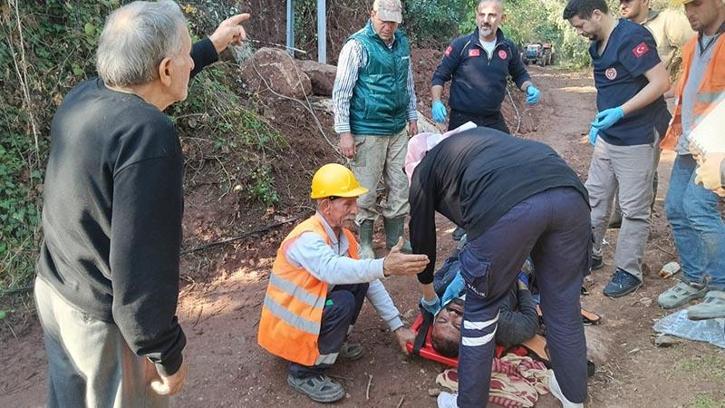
[409,127,588,284]
[37,38,218,376]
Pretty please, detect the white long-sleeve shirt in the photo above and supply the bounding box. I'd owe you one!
[332,36,418,134]
[286,214,404,331]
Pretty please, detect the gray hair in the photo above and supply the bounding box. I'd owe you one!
[96,1,187,87]
[477,0,504,8]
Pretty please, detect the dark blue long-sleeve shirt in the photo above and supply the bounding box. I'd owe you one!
[432,28,531,116]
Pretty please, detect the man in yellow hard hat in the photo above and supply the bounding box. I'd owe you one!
[257,163,430,403]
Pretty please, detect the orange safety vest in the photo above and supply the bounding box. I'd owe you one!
[257,214,360,366]
[661,33,724,151]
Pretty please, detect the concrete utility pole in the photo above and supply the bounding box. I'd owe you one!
[286,0,327,64]
[286,0,295,57]
[317,0,326,64]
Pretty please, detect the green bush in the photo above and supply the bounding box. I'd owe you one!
[1,0,119,291]
[403,0,469,45]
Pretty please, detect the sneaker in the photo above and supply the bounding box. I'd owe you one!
[686,290,725,320]
[452,227,466,241]
[287,374,345,403]
[603,269,641,298]
[591,255,604,271]
[549,372,584,408]
[339,342,364,361]
[657,281,707,309]
[437,391,459,408]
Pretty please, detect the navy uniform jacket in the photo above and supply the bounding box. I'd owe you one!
[589,19,664,146]
[432,28,531,116]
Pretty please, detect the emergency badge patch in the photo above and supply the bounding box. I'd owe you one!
[632,42,650,58]
[445,45,453,57]
[469,48,481,57]
[605,67,617,80]
[498,49,508,60]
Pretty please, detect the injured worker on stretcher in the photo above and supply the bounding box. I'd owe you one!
[429,249,544,360]
[413,239,600,367]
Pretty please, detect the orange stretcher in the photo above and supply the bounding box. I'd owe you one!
[404,307,601,368]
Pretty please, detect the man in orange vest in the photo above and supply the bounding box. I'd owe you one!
[258,163,430,403]
[657,0,724,320]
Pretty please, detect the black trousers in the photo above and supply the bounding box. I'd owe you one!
[288,283,369,378]
[448,109,510,134]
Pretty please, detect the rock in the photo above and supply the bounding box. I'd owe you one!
[240,47,312,98]
[296,59,337,96]
[659,261,681,279]
[654,334,682,347]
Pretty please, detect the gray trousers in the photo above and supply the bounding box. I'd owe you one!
[610,130,662,221]
[586,138,656,280]
[350,129,410,223]
[35,277,168,408]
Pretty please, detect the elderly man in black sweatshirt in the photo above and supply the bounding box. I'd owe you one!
[407,127,591,408]
[35,2,248,406]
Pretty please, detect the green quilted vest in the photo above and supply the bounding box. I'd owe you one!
[348,21,411,136]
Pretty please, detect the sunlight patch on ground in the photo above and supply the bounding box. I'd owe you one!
[558,86,596,94]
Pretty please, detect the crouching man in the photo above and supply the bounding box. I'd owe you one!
[257,163,430,403]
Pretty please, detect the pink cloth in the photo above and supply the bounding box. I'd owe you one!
[404,122,477,183]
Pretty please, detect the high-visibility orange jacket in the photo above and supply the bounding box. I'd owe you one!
[257,215,359,366]
[661,31,724,151]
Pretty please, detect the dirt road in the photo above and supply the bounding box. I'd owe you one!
[2,66,723,408]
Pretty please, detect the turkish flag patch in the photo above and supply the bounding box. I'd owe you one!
[469,48,481,57]
[445,46,453,57]
[632,42,650,58]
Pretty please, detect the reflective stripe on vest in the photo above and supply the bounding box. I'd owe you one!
[269,273,327,310]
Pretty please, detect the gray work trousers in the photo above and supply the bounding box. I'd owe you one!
[350,129,410,224]
[586,138,656,280]
[35,277,168,408]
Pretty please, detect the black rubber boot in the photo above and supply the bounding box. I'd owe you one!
[358,220,374,259]
[383,217,412,253]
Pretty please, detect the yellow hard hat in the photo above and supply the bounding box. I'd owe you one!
[310,163,368,199]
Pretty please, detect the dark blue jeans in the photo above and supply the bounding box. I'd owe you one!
[448,110,510,134]
[288,283,369,378]
[456,188,590,407]
[665,154,725,290]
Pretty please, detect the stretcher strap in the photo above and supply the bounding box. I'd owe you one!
[413,305,434,355]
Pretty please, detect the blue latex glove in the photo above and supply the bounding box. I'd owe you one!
[591,107,624,131]
[526,85,541,105]
[432,100,447,123]
[441,271,465,306]
[588,126,599,145]
[420,294,441,315]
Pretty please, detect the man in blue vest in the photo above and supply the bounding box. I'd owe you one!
[430,0,542,134]
[564,0,670,298]
[332,0,418,259]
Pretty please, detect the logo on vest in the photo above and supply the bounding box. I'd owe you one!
[498,49,508,60]
[469,48,481,57]
[445,45,453,57]
[605,67,617,80]
[632,41,649,58]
